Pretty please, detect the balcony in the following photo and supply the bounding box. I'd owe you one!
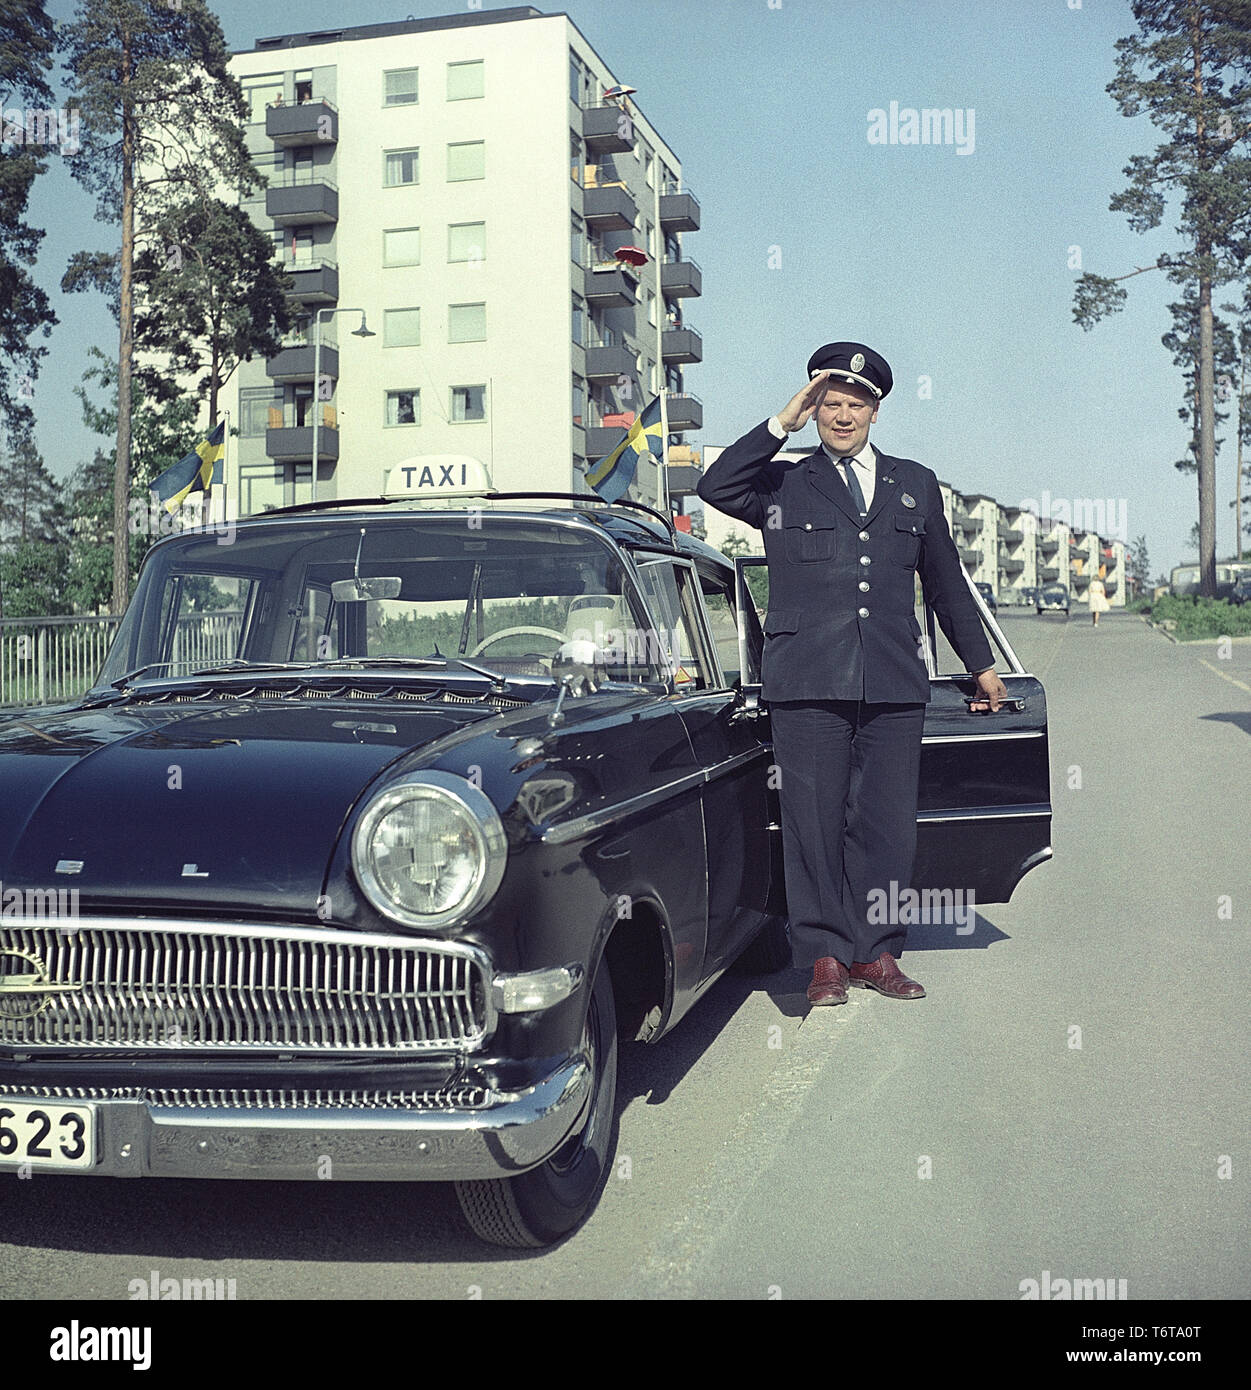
[1041,564,1060,580]
[667,465,702,496]
[280,259,339,304]
[665,393,703,431]
[1104,550,1119,569]
[581,104,633,153]
[585,425,627,459]
[953,509,981,534]
[582,183,636,230]
[661,258,702,298]
[266,98,338,147]
[583,263,638,307]
[1000,526,1024,544]
[1039,536,1059,554]
[999,556,1025,574]
[1071,570,1090,587]
[959,546,980,566]
[659,189,700,232]
[584,342,637,382]
[662,327,702,363]
[267,176,338,226]
[265,340,337,384]
[266,407,339,462]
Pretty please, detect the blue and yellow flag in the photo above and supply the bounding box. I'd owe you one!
[150,420,226,514]
[585,395,664,504]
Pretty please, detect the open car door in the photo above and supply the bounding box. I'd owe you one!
[734,558,1051,906]
[915,573,1052,902]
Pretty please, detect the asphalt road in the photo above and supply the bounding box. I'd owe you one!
[2,609,1247,1301]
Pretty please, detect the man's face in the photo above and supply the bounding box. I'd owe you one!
[815,379,879,457]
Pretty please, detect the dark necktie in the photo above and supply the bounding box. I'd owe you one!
[841,458,867,516]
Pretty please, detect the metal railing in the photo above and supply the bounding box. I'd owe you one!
[0,611,245,710]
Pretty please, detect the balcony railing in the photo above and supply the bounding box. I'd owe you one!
[266,98,339,147]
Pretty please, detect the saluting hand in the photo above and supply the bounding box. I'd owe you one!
[775,370,833,433]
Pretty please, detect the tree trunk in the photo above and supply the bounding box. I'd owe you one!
[1191,4,1217,598]
[113,26,134,615]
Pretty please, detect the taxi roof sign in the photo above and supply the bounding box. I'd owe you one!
[384,456,494,500]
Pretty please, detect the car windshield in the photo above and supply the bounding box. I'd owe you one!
[95,514,665,688]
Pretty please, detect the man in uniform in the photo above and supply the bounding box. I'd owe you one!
[697,342,1008,1006]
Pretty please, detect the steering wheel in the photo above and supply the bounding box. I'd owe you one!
[470,626,567,665]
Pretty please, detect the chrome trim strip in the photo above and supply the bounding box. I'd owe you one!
[917,803,1051,824]
[539,745,766,845]
[921,730,1047,744]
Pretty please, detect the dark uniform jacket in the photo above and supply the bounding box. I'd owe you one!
[697,419,994,704]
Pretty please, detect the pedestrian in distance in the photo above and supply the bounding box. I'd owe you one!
[1087,575,1109,626]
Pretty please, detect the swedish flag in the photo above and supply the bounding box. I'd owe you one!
[150,420,226,514]
[585,396,664,504]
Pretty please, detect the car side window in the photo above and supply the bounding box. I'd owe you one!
[698,570,741,687]
[634,557,716,690]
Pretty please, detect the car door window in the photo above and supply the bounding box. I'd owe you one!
[634,557,717,689]
[698,570,742,687]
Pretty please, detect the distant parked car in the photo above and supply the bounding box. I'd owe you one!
[974,581,997,614]
[1229,574,1251,607]
[1019,586,1039,608]
[1037,583,1070,617]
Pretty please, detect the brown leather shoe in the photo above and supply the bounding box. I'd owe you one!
[806,956,850,1006]
[848,952,926,999]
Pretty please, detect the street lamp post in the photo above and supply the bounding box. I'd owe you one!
[311,307,374,503]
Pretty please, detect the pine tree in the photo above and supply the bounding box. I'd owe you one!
[1072,0,1251,598]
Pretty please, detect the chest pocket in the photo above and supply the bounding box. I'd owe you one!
[783,520,837,564]
[890,513,926,567]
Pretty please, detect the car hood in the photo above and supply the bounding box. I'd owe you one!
[0,697,499,916]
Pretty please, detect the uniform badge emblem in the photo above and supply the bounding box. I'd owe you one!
[850,352,866,372]
[901,492,916,508]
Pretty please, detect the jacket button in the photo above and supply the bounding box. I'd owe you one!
[803,522,813,531]
[859,531,870,541]
[860,555,871,565]
[858,607,870,618]
[859,581,870,592]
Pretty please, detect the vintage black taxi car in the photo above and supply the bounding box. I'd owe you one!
[0,460,1051,1247]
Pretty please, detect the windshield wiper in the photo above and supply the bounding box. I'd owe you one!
[109,662,176,689]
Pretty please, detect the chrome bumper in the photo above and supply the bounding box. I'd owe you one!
[2,1055,591,1182]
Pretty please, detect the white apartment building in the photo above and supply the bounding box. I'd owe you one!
[224,6,701,516]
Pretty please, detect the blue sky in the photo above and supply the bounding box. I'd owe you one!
[23,0,1244,578]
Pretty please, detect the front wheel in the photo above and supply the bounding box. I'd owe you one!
[454,964,618,1248]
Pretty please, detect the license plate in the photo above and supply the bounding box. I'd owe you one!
[0,1099,95,1170]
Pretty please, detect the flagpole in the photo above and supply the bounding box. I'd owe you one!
[221,409,230,527]
[653,168,665,515]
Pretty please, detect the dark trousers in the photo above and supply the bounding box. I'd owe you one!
[770,699,926,968]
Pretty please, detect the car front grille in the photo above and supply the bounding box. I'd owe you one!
[0,922,489,1054]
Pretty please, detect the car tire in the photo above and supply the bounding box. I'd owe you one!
[453,963,618,1248]
[731,915,792,974]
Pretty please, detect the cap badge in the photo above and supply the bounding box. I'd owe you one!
[901,492,916,508]
[850,352,866,373]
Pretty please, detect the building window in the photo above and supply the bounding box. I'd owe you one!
[384,69,418,106]
[451,385,486,422]
[571,294,584,346]
[383,308,421,347]
[385,389,420,426]
[569,53,582,104]
[570,131,583,185]
[645,288,656,328]
[384,148,420,186]
[239,387,280,438]
[274,228,314,265]
[448,222,485,263]
[242,76,283,124]
[644,146,655,188]
[448,303,486,342]
[290,149,314,184]
[294,72,313,103]
[571,214,585,266]
[447,60,483,100]
[572,376,585,427]
[383,226,421,266]
[447,141,484,181]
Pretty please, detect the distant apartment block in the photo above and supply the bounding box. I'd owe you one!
[224,6,700,515]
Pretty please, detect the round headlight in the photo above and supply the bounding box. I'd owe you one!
[352,771,507,930]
